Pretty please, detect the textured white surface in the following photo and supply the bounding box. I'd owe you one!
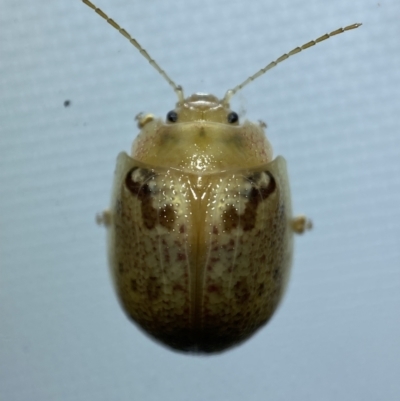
[1,1,399,400]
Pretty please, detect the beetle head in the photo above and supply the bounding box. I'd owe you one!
[166,93,240,125]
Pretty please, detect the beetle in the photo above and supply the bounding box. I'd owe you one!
[83,0,361,353]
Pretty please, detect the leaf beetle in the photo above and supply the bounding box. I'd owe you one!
[83,0,361,353]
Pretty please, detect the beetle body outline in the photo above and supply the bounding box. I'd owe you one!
[83,0,360,353]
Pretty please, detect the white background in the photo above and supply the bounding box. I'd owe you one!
[1,0,399,400]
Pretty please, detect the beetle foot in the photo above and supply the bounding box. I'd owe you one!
[135,113,155,128]
[96,210,112,227]
[291,215,312,234]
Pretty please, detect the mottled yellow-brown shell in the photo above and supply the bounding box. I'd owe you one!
[105,94,296,353]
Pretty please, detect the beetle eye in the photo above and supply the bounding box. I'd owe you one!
[227,111,239,124]
[166,110,178,123]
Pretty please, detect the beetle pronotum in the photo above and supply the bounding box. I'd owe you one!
[83,0,361,354]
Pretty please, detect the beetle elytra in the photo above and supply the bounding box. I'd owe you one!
[83,0,361,353]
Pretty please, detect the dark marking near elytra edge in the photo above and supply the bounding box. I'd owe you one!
[118,262,125,274]
[158,204,175,230]
[125,167,176,230]
[131,278,138,292]
[223,171,276,232]
[147,276,162,300]
[234,277,251,303]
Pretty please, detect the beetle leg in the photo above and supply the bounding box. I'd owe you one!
[291,215,312,234]
[135,113,155,128]
[96,210,112,227]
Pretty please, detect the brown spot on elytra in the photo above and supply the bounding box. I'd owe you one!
[240,187,258,231]
[222,205,239,231]
[131,279,138,292]
[159,204,175,230]
[173,283,185,292]
[273,267,282,282]
[207,284,221,294]
[220,239,235,252]
[234,278,250,303]
[125,167,175,231]
[147,277,161,300]
[257,282,265,296]
[223,171,276,232]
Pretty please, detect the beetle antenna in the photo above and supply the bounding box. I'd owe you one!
[222,23,362,105]
[82,0,184,102]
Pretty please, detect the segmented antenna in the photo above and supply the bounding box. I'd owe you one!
[83,0,361,106]
[82,0,184,102]
[222,23,362,105]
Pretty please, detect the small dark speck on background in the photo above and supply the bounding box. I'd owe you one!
[64,100,71,107]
